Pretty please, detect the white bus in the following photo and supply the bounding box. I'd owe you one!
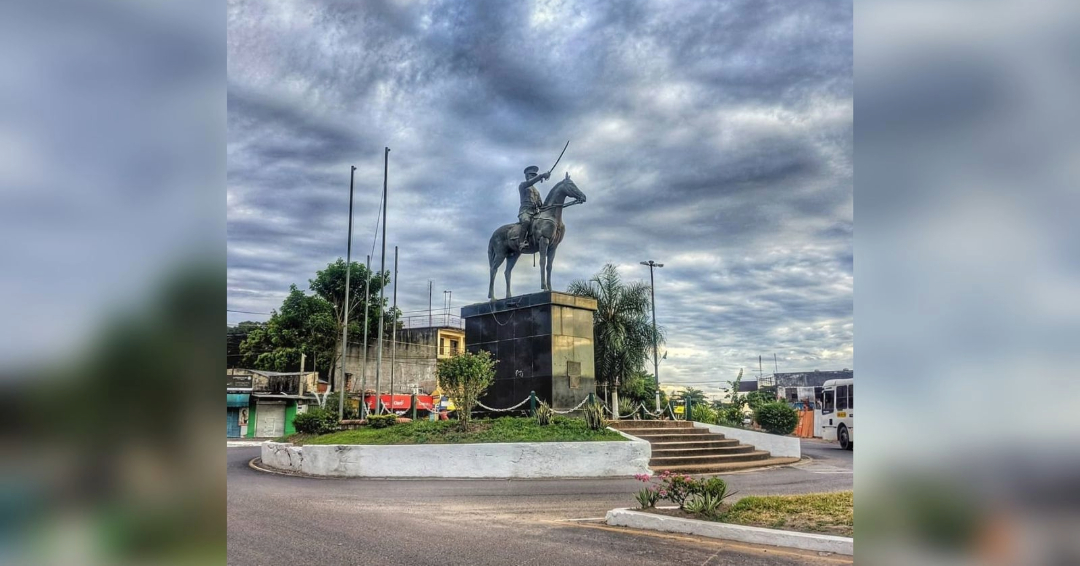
[820,378,854,450]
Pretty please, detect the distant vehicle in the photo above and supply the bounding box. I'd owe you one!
[820,378,853,450]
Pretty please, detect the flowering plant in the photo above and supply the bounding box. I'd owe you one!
[632,472,736,513]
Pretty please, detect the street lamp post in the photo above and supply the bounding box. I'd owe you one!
[640,260,663,413]
[338,166,356,421]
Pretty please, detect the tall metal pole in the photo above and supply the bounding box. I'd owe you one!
[640,260,663,411]
[390,246,399,407]
[447,290,452,324]
[339,166,356,420]
[428,281,432,327]
[360,255,371,418]
[375,147,389,414]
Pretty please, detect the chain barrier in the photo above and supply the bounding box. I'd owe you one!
[637,403,665,418]
[551,397,592,414]
[476,397,532,412]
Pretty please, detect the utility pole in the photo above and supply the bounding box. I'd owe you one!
[640,260,664,413]
[443,290,451,326]
[390,246,399,408]
[339,165,356,421]
[428,281,433,327]
[360,255,371,418]
[375,147,389,414]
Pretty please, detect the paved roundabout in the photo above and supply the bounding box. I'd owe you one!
[227,440,851,565]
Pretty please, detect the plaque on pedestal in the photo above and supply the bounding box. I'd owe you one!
[461,291,597,410]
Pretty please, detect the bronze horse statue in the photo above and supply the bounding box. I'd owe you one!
[487,173,586,300]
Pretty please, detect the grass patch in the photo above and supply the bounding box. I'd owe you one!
[719,491,853,537]
[286,416,626,445]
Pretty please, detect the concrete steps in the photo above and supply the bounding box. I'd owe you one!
[652,457,801,474]
[609,419,795,474]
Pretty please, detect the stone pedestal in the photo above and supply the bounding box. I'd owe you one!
[461,291,597,410]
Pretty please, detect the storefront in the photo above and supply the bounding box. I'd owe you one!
[227,372,254,438]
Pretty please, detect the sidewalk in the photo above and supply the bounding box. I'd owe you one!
[227,438,273,447]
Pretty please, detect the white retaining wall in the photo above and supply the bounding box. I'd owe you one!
[261,434,651,478]
[690,422,801,458]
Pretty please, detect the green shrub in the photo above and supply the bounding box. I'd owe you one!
[754,402,799,435]
[718,405,744,426]
[582,401,605,430]
[367,414,399,429]
[293,408,339,435]
[618,397,635,419]
[691,404,717,424]
[436,350,496,430]
[535,401,554,426]
[324,392,359,420]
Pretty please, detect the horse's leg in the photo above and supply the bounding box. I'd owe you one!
[504,253,519,299]
[489,248,505,300]
[545,244,558,292]
[538,237,550,291]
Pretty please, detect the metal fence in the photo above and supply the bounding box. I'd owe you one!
[398,313,464,329]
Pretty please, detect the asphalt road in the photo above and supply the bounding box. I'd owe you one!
[227,440,852,565]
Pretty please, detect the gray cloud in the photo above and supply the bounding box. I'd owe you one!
[227,0,852,392]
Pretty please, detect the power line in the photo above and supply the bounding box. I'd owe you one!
[227,309,272,315]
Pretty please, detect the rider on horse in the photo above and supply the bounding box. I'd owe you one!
[515,165,549,251]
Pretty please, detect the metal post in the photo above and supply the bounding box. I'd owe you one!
[390,246,398,405]
[428,281,432,327]
[375,147,389,414]
[339,165,356,421]
[410,393,417,420]
[360,255,371,419]
[640,261,663,390]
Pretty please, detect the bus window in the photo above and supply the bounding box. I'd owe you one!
[838,385,848,411]
[822,390,834,414]
[849,384,854,408]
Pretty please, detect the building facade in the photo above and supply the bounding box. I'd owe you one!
[227,369,319,438]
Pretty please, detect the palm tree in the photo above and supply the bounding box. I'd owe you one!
[568,264,664,419]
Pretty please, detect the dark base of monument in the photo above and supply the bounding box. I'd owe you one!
[461,291,597,410]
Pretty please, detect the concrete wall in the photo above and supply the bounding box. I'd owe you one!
[338,328,442,394]
[691,422,801,459]
[261,434,650,478]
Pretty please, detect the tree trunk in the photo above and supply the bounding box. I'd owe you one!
[611,376,620,420]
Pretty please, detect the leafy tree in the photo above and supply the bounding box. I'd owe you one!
[238,259,398,383]
[672,387,707,406]
[436,350,496,430]
[309,258,396,345]
[568,264,663,418]
[239,285,336,375]
[745,387,778,412]
[619,370,667,408]
[227,321,264,369]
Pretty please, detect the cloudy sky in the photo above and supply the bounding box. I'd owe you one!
[227,0,852,397]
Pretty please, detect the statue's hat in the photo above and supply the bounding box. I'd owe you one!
[523,165,540,176]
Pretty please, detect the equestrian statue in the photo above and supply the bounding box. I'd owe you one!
[487,143,586,300]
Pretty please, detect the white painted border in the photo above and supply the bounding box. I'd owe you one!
[261,430,650,478]
[605,508,852,555]
[690,422,801,458]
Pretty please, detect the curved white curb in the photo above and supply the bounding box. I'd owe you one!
[261,435,651,478]
[605,508,852,556]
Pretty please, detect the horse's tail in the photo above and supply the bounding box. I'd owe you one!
[487,231,496,266]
